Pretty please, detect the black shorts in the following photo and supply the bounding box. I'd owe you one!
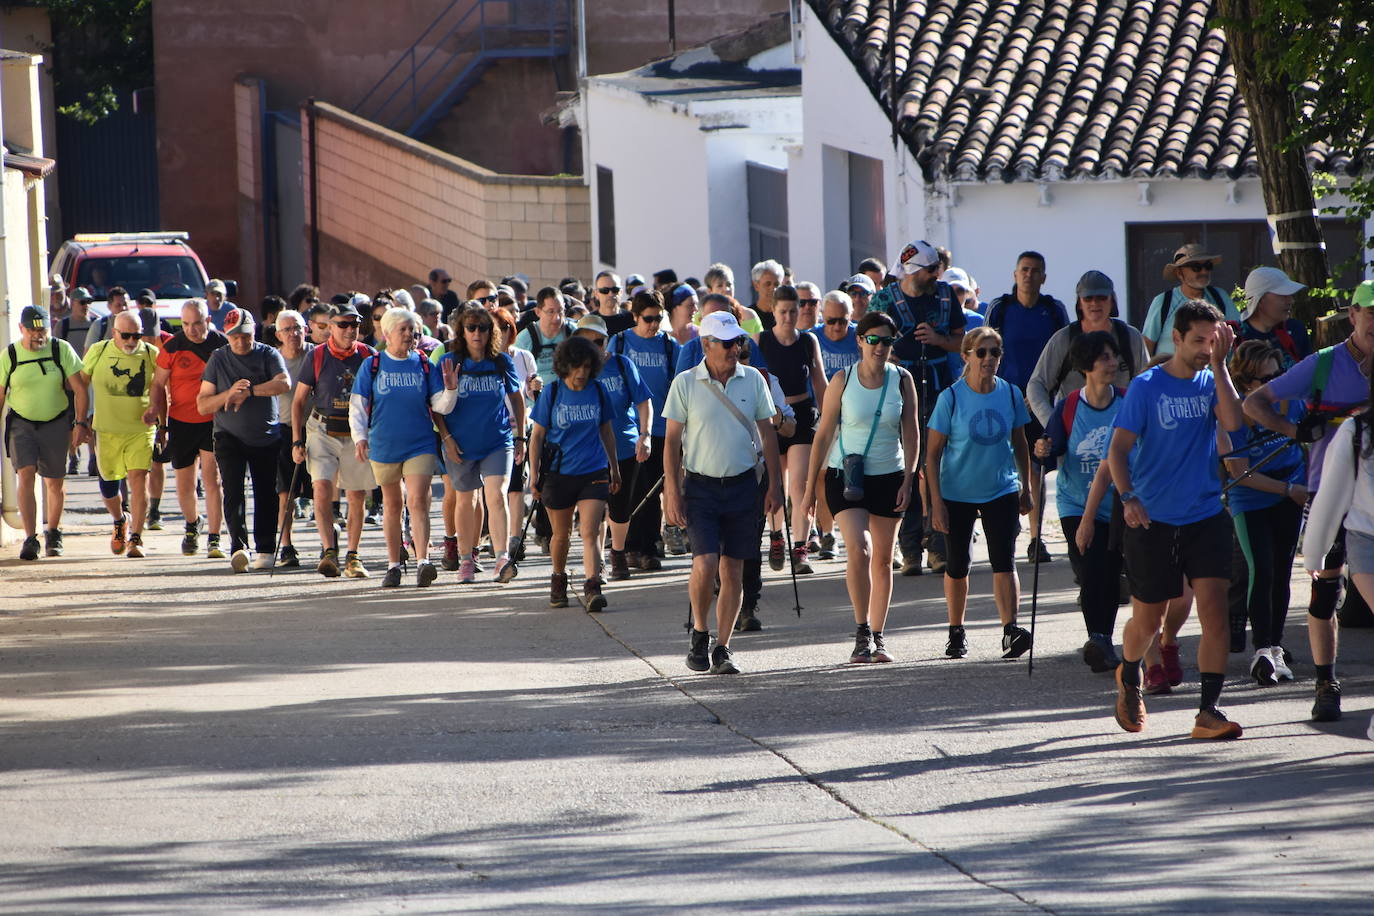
[167,418,214,469]
[276,432,312,495]
[823,468,905,519]
[778,399,817,453]
[542,469,609,511]
[508,454,528,493]
[1122,509,1233,604]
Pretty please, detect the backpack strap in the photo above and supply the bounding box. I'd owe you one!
[1113,319,1136,378]
[1308,345,1338,410]
[1273,324,1301,363]
[1061,388,1083,435]
[1051,321,1085,395]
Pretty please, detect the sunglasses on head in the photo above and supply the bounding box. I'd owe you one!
[598,286,620,295]
[824,317,849,326]
[117,331,141,340]
[862,334,894,347]
[972,346,1002,358]
[639,313,663,323]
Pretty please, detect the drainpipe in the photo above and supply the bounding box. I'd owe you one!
[307,97,320,287]
[0,169,22,536]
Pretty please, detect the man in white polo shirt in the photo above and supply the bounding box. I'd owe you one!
[663,311,783,674]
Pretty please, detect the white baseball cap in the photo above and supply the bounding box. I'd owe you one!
[699,310,746,341]
[943,267,973,291]
[1241,267,1305,321]
[895,240,940,276]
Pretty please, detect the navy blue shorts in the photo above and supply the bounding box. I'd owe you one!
[685,471,762,560]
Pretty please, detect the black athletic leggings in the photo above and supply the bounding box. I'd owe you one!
[1060,515,1122,637]
[944,492,1021,580]
[606,455,641,525]
[1229,499,1303,648]
[626,436,665,554]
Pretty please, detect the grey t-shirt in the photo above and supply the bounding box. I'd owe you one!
[277,343,314,418]
[202,342,288,447]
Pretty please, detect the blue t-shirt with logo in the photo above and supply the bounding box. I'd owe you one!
[435,351,519,462]
[530,379,612,475]
[352,351,443,463]
[807,326,860,380]
[611,331,681,438]
[1113,366,1222,525]
[1041,389,1123,522]
[928,377,1030,503]
[597,351,655,460]
[1225,403,1306,516]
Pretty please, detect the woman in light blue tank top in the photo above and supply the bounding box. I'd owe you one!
[803,312,919,664]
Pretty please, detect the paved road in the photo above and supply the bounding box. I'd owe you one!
[2,475,1372,914]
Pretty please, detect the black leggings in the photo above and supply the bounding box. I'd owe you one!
[606,455,641,525]
[1229,499,1303,647]
[626,435,664,554]
[944,492,1021,579]
[1061,515,1122,637]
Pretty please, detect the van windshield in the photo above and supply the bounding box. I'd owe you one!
[77,256,206,300]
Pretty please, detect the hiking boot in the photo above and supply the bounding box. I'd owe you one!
[1160,642,1183,686]
[900,554,924,576]
[417,560,437,587]
[1027,537,1052,563]
[1083,634,1120,673]
[686,628,711,671]
[734,604,762,632]
[710,643,740,674]
[1115,665,1146,733]
[381,565,403,588]
[583,576,608,613]
[608,549,631,581]
[495,553,517,583]
[441,536,460,571]
[791,545,813,575]
[458,556,477,584]
[318,548,341,578]
[534,533,550,554]
[279,544,300,568]
[470,548,484,574]
[146,508,163,531]
[251,553,275,570]
[344,552,369,578]
[926,548,947,574]
[625,550,644,570]
[1270,646,1294,681]
[44,528,63,557]
[663,525,688,555]
[110,513,130,555]
[872,631,894,663]
[126,533,145,559]
[230,548,251,573]
[19,535,40,561]
[850,624,873,664]
[806,530,821,554]
[181,520,201,556]
[1250,648,1278,687]
[550,571,569,608]
[638,553,662,571]
[768,531,785,571]
[206,535,226,560]
[1143,664,1171,695]
[945,625,968,658]
[1191,706,1243,740]
[1312,679,1342,722]
[817,532,836,560]
[1001,625,1032,659]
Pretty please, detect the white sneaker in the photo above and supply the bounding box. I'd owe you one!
[230,548,251,573]
[1250,648,1277,686]
[1270,646,1294,681]
[251,552,275,570]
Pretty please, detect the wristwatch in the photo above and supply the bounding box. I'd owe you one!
[1120,490,1138,503]
[293,439,306,448]
[75,419,90,428]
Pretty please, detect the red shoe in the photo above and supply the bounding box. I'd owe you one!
[1143,663,1171,695]
[1160,642,1183,687]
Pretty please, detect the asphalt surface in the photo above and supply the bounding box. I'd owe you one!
[2,473,1373,914]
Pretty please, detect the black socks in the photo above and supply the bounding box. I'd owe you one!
[1200,672,1225,710]
[1120,658,1142,686]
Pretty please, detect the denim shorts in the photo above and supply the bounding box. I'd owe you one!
[684,471,762,560]
[1345,528,1374,577]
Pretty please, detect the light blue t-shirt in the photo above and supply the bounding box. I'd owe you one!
[435,351,519,462]
[808,326,860,380]
[611,330,681,438]
[1041,388,1123,522]
[352,351,443,463]
[928,377,1030,503]
[597,351,654,460]
[1113,366,1223,525]
[530,379,612,475]
[827,363,904,475]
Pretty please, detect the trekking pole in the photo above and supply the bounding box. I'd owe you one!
[270,459,304,579]
[504,496,541,582]
[1027,462,1046,677]
[1217,428,1289,462]
[628,472,665,520]
[780,497,803,617]
[1221,439,1294,495]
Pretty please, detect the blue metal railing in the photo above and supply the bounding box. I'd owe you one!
[354,0,571,138]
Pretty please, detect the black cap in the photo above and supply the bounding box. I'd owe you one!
[332,303,362,321]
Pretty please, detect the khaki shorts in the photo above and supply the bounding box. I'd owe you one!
[371,453,437,486]
[305,416,375,492]
[96,428,155,482]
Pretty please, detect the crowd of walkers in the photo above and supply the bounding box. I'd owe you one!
[8,243,1374,740]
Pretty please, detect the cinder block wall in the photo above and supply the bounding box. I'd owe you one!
[304,102,590,296]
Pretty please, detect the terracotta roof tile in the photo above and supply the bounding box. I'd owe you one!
[809,0,1366,181]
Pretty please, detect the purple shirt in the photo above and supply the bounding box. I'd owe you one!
[1266,343,1368,491]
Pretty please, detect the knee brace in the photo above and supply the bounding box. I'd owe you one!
[98,477,122,500]
[1309,576,1344,621]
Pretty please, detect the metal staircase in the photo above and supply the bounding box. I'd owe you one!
[354,0,571,139]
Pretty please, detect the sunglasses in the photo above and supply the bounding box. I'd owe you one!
[862,334,895,347]
[639,313,663,324]
[798,298,820,307]
[972,347,1003,358]
[334,320,360,329]
[476,294,498,304]
[597,286,620,295]
[712,337,744,349]
[1184,261,1214,272]
[825,317,849,326]
[464,324,490,333]
[372,313,386,321]
[117,331,141,341]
